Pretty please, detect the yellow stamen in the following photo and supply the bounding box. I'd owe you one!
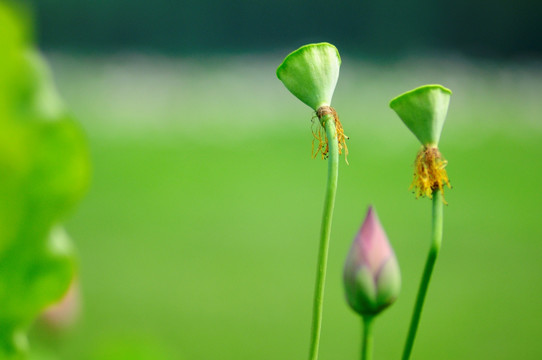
[411,146,451,202]
[312,106,349,164]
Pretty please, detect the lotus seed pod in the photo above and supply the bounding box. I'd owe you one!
[389,85,451,147]
[276,42,341,111]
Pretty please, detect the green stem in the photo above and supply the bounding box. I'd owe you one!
[361,316,375,360]
[308,114,339,360]
[402,191,443,360]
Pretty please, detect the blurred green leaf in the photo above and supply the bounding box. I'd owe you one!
[0,3,90,358]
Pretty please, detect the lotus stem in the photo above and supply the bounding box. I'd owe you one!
[402,190,443,360]
[308,112,339,360]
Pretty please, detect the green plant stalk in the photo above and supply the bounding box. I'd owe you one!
[308,113,339,360]
[361,316,375,360]
[402,190,443,360]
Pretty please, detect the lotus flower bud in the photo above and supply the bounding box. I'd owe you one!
[276,42,341,111]
[343,207,401,317]
[40,278,80,330]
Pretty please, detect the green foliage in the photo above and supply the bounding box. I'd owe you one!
[0,3,90,358]
[31,0,542,58]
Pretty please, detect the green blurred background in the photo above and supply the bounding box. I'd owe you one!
[16,0,542,359]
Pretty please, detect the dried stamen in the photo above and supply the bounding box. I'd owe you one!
[312,106,349,164]
[411,146,451,202]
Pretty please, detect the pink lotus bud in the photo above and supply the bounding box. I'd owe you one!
[40,279,80,330]
[343,207,401,316]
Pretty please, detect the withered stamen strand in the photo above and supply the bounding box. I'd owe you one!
[313,106,349,164]
[411,146,451,202]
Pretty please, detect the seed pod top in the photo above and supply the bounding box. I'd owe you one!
[276,42,341,111]
[389,85,451,147]
[390,85,452,200]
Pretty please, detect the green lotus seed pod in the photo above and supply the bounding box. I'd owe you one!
[389,85,452,146]
[276,42,341,111]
